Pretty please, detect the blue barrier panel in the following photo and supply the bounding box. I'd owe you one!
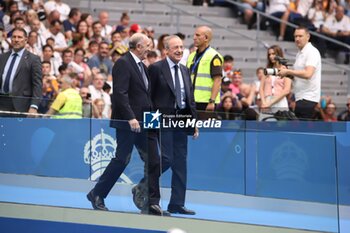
[0,217,165,233]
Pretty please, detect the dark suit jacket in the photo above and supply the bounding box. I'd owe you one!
[0,49,42,112]
[149,59,196,118]
[110,52,152,128]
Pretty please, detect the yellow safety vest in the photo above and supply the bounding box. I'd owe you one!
[53,88,83,119]
[187,47,223,104]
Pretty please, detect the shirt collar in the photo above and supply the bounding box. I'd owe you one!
[11,48,25,57]
[130,51,141,64]
[166,56,178,69]
[300,42,311,53]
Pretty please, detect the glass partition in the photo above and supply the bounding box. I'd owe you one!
[1,105,348,231]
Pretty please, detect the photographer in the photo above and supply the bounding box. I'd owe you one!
[278,27,321,120]
[260,45,292,118]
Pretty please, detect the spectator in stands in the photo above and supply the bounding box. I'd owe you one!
[44,0,70,22]
[79,86,92,118]
[29,19,49,49]
[307,0,326,31]
[88,72,111,118]
[99,11,112,40]
[42,61,59,94]
[76,19,90,49]
[279,27,321,120]
[319,5,350,63]
[240,0,265,29]
[146,26,158,48]
[91,21,104,44]
[118,11,130,28]
[187,26,223,119]
[266,0,290,37]
[46,75,82,119]
[216,92,242,120]
[229,69,242,94]
[2,0,18,33]
[144,50,158,67]
[80,13,93,38]
[115,25,129,47]
[223,54,234,80]
[259,45,292,114]
[26,31,42,56]
[85,40,99,59]
[62,49,73,66]
[109,31,128,57]
[278,0,314,41]
[7,16,26,38]
[92,98,105,119]
[48,19,68,52]
[42,44,61,76]
[63,8,81,41]
[129,23,142,37]
[73,48,92,86]
[337,98,350,121]
[87,41,113,80]
[319,102,338,121]
[157,33,169,59]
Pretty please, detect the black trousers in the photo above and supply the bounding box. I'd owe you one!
[93,128,161,205]
[295,99,318,120]
[160,129,188,206]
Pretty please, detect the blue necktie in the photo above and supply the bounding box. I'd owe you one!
[174,64,182,109]
[3,53,18,93]
[138,62,148,89]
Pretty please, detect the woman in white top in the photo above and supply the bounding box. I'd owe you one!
[259,45,292,114]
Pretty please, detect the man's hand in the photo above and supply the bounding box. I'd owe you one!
[278,67,289,77]
[193,127,199,139]
[205,103,215,111]
[27,107,38,118]
[129,119,141,133]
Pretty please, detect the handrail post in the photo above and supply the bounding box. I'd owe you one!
[256,12,261,67]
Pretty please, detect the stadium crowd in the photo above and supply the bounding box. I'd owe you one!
[0,0,349,121]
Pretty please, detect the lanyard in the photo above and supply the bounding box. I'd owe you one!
[191,47,209,74]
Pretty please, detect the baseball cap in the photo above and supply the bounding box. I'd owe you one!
[130,23,141,33]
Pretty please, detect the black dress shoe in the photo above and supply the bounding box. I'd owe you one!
[87,190,108,211]
[141,204,171,216]
[168,205,195,215]
[132,184,148,210]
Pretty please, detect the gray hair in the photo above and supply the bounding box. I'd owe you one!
[164,35,181,50]
[61,75,74,85]
[129,32,149,49]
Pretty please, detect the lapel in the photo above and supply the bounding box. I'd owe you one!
[161,59,175,96]
[126,52,148,92]
[0,51,12,73]
[13,49,29,80]
[0,52,12,86]
[179,64,191,102]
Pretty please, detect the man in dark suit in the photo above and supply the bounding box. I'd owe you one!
[0,28,42,117]
[87,33,168,216]
[133,35,198,215]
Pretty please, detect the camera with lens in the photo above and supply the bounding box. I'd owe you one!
[263,56,293,79]
[264,68,279,76]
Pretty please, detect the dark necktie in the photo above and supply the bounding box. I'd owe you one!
[138,62,148,89]
[174,64,182,109]
[3,53,18,93]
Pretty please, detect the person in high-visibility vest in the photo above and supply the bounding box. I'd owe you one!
[46,75,82,119]
[187,25,223,119]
